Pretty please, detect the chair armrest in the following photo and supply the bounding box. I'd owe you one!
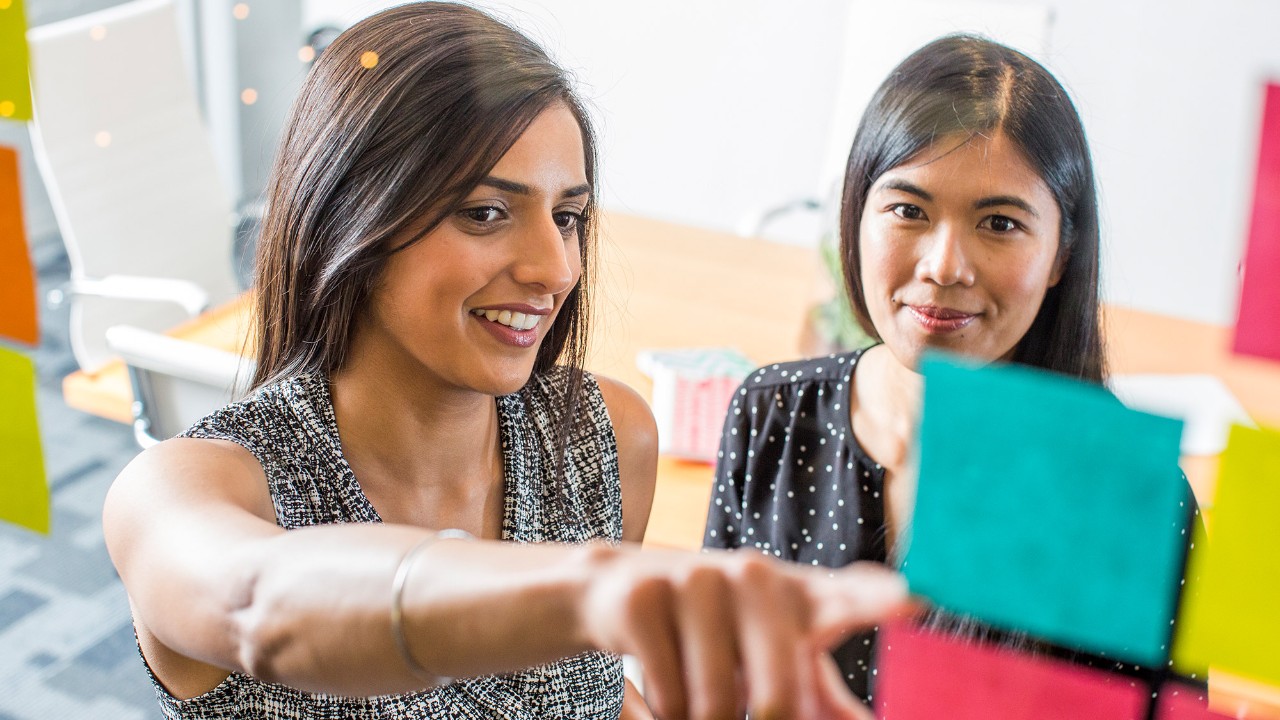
[52,275,211,316]
[104,325,253,391]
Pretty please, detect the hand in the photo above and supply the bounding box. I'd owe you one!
[579,549,909,720]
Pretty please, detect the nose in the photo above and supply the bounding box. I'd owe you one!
[915,223,976,287]
[511,217,578,295]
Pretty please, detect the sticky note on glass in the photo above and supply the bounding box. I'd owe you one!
[1183,425,1280,689]
[1234,82,1280,363]
[0,347,48,534]
[0,146,37,345]
[874,619,1148,720]
[1155,682,1234,720]
[905,355,1188,667]
[1171,512,1210,679]
[0,0,31,121]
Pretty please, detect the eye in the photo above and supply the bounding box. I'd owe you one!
[553,210,583,235]
[460,206,504,224]
[981,215,1022,233]
[891,204,926,221]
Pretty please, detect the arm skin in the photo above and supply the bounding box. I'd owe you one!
[103,388,906,719]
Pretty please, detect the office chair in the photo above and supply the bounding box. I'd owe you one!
[105,325,254,448]
[27,0,240,374]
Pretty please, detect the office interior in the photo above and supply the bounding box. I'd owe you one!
[2,0,1278,717]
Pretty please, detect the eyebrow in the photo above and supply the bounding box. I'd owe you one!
[478,176,591,200]
[878,179,1040,219]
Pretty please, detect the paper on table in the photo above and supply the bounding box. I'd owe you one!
[1234,82,1280,363]
[874,619,1148,720]
[1184,424,1280,690]
[0,0,31,121]
[906,354,1189,667]
[0,146,38,346]
[0,347,48,534]
[1109,374,1252,456]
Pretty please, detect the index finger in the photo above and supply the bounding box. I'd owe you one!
[805,562,917,649]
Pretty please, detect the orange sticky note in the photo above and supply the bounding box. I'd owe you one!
[0,146,37,345]
[0,0,31,121]
[0,347,48,534]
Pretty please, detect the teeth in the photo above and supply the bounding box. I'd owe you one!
[471,308,539,331]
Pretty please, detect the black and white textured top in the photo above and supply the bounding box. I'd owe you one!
[141,369,625,720]
[702,349,886,702]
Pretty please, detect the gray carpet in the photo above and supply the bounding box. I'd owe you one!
[0,233,163,719]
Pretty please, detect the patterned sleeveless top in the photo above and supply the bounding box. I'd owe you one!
[141,369,625,719]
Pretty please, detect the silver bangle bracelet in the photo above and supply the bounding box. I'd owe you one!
[390,529,475,685]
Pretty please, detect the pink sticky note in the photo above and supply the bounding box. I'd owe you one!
[874,620,1148,720]
[1234,82,1280,363]
[1156,682,1234,720]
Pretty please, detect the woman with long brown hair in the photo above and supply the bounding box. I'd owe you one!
[103,4,908,719]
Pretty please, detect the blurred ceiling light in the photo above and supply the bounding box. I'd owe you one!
[94,131,112,148]
[232,3,249,20]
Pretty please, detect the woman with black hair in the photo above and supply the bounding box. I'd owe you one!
[103,4,909,719]
[705,33,1111,704]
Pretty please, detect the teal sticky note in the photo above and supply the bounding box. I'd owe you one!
[903,354,1187,667]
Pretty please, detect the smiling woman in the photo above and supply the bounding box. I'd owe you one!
[100,3,911,720]
[705,33,1117,705]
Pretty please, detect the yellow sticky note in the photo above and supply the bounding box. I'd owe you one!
[0,346,48,534]
[1171,509,1210,679]
[1186,424,1280,687]
[0,0,32,121]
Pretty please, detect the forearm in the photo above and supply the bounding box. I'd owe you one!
[228,525,600,695]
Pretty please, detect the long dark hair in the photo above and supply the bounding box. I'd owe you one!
[839,34,1105,383]
[250,2,597,408]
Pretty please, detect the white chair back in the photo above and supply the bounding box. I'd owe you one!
[28,0,239,372]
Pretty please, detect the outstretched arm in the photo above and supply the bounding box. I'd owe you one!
[105,437,909,717]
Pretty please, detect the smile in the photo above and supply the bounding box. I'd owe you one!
[470,308,540,331]
[907,305,978,333]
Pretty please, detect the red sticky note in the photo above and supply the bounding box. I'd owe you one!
[1234,82,1280,363]
[875,620,1148,720]
[0,146,37,345]
[1156,682,1234,720]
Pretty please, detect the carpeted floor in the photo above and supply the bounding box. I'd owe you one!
[0,233,163,719]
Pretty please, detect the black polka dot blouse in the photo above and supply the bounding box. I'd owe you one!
[703,347,1209,704]
[702,348,886,702]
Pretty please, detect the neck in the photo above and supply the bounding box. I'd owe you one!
[329,340,503,495]
[858,344,923,455]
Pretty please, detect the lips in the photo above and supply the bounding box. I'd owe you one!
[906,304,978,333]
[468,304,551,349]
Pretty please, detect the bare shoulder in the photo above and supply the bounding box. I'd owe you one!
[593,375,658,543]
[593,375,658,459]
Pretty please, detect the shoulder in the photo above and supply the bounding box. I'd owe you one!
[594,375,658,543]
[737,352,860,394]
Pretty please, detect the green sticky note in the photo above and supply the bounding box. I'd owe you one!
[1189,424,1280,687]
[905,354,1188,667]
[0,0,32,122]
[0,347,48,533]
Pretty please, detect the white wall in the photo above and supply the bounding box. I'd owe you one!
[303,0,1280,326]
